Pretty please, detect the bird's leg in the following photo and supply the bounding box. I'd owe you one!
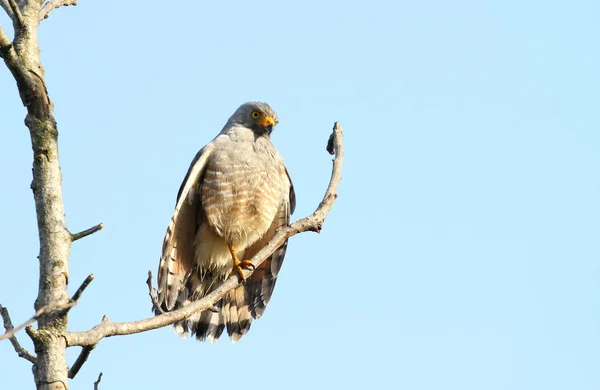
[227,243,255,281]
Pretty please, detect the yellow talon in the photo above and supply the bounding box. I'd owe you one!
[227,243,255,281]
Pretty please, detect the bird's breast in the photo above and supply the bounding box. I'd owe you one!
[201,143,284,247]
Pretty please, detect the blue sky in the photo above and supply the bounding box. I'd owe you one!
[1,0,600,388]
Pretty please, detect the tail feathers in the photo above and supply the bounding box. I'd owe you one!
[173,320,189,338]
[249,276,277,319]
[194,302,225,343]
[223,286,252,343]
[167,298,227,342]
[155,273,256,343]
[169,292,195,338]
[160,273,231,343]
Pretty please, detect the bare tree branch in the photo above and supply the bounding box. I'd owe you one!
[146,270,164,314]
[70,274,94,303]
[1,0,14,20]
[71,222,103,242]
[67,344,96,379]
[4,2,84,388]
[0,305,37,364]
[0,275,94,348]
[0,24,36,93]
[0,274,94,343]
[0,24,13,58]
[0,275,94,341]
[0,301,75,341]
[39,0,76,21]
[93,372,103,389]
[7,0,23,26]
[64,123,343,347]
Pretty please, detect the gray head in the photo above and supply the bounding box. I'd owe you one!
[224,102,279,135]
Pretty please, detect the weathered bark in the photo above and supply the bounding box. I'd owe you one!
[1,1,71,388]
[27,100,71,390]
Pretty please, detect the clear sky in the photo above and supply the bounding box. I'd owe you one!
[1,0,599,388]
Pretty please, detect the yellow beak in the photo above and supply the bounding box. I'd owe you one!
[257,115,276,130]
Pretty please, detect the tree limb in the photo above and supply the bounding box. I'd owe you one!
[39,0,76,21]
[0,301,75,341]
[1,0,14,20]
[3,1,76,388]
[69,274,94,303]
[0,24,13,58]
[67,344,96,379]
[71,222,103,242]
[146,271,164,314]
[0,274,92,342]
[0,24,36,96]
[0,305,37,364]
[7,0,23,27]
[93,372,103,389]
[65,122,344,347]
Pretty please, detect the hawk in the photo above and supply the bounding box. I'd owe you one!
[155,102,295,343]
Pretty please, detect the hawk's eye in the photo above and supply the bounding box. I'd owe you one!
[251,111,260,119]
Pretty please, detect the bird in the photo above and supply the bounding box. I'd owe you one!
[155,102,295,343]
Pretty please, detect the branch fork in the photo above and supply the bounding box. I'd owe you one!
[0,305,37,364]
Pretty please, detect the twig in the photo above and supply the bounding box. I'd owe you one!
[0,305,37,364]
[0,301,76,341]
[71,222,103,242]
[39,0,77,21]
[0,24,12,59]
[65,123,344,347]
[94,372,103,389]
[67,344,96,379]
[7,0,22,27]
[147,271,164,314]
[0,0,14,20]
[70,274,94,303]
[67,274,96,379]
[10,273,96,354]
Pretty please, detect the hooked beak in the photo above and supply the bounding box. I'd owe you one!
[257,115,276,134]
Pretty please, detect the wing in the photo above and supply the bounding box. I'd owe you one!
[156,143,214,312]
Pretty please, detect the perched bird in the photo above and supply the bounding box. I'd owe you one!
[156,102,295,343]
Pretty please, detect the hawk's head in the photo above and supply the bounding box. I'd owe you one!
[229,101,279,135]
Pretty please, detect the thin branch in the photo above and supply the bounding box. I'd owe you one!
[70,274,94,303]
[0,24,35,89]
[65,123,344,347]
[94,372,103,390]
[0,301,75,341]
[71,222,103,241]
[67,344,96,379]
[7,0,22,26]
[0,0,14,20]
[0,24,12,59]
[39,0,77,21]
[0,305,37,364]
[0,308,43,341]
[146,271,164,314]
